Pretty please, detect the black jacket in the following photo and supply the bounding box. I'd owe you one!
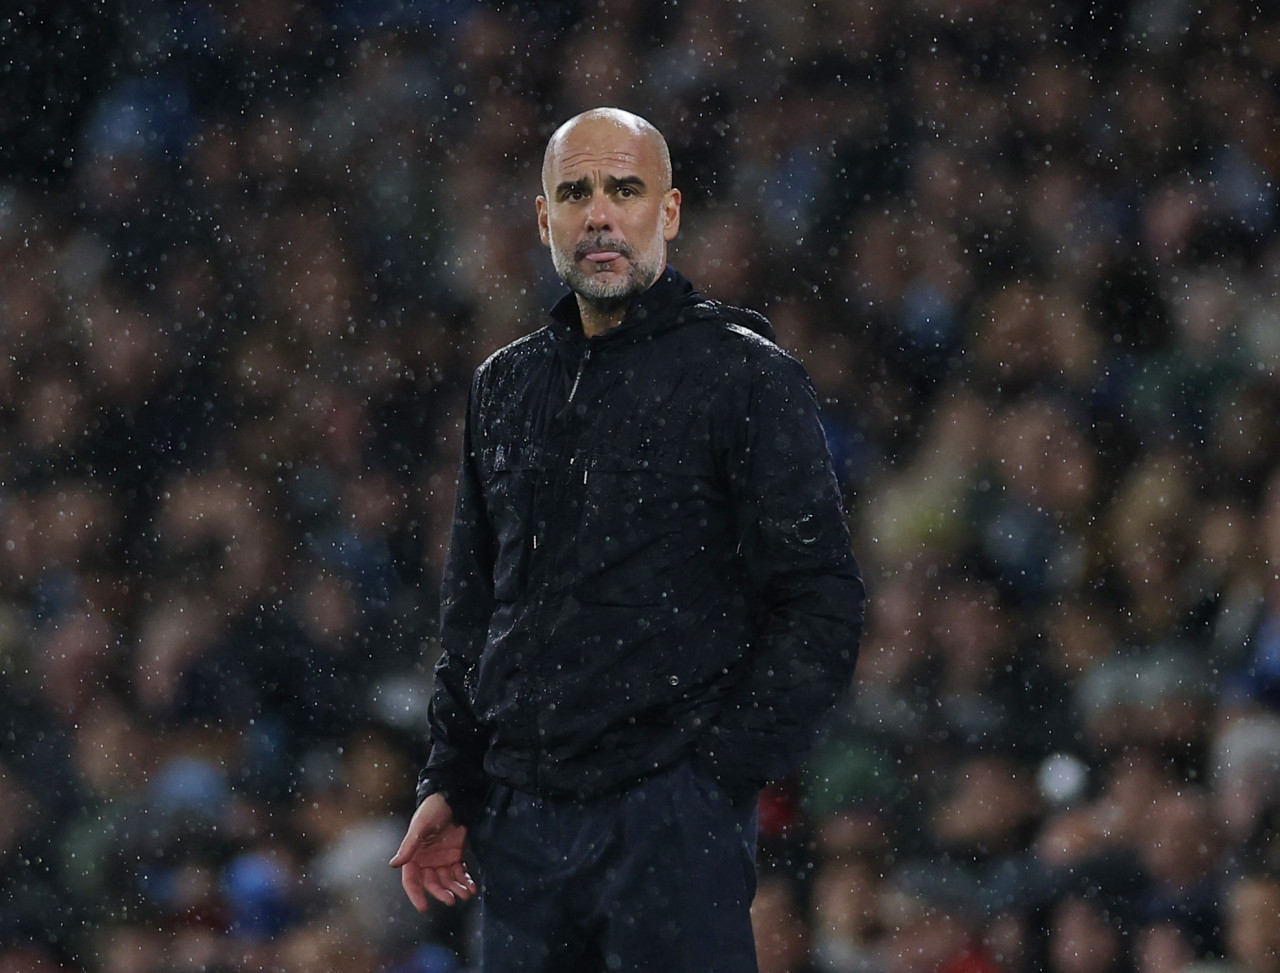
[418,268,864,820]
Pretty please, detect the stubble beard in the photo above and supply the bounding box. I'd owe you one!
[551,232,665,313]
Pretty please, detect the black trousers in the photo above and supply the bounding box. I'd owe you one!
[469,760,760,972]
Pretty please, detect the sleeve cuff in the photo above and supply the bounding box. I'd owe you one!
[416,769,490,827]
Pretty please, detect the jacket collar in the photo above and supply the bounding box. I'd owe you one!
[547,266,701,342]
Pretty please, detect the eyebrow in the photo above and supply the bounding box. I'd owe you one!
[554,174,649,198]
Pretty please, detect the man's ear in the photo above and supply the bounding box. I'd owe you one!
[662,188,682,242]
[536,195,550,246]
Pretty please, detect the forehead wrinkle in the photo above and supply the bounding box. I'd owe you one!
[555,148,643,176]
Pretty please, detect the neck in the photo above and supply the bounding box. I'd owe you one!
[577,297,629,338]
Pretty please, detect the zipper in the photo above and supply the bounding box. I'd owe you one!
[555,346,591,422]
[533,343,595,795]
[569,349,592,485]
[567,346,591,405]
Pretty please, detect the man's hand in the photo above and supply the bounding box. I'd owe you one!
[389,792,478,912]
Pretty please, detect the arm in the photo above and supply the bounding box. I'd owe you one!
[701,350,866,797]
[389,792,477,912]
[416,378,496,824]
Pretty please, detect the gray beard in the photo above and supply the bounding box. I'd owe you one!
[551,238,663,311]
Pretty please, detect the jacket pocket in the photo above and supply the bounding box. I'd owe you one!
[482,442,541,602]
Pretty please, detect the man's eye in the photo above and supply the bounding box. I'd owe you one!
[617,186,634,198]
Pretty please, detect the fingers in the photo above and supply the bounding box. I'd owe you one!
[450,862,479,898]
[400,863,432,913]
[406,864,477,912]
[389,796,476,912]
[388,828,423,868]
[422,870,460,906]
[389,810,435,868]
[425,862,477,903]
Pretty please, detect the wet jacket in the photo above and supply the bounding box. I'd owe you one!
[418,268,864,821]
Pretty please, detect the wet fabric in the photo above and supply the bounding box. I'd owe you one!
[420,267,865,819]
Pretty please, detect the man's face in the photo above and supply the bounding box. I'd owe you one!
[537,117,681,309]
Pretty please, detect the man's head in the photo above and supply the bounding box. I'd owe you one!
[537,108,681,319]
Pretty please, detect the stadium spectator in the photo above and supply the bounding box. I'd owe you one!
[2,1,1279,969]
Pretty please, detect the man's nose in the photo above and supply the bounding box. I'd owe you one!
[585,196,613,232]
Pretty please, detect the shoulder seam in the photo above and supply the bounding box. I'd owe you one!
[691,298,779,346]
[477,326,550,375]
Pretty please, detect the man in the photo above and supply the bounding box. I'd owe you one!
[391,107,865,971]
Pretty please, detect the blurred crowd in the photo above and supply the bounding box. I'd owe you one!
[3,0,1280,971]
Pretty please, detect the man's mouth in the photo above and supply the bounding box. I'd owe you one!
[577,239,630,266]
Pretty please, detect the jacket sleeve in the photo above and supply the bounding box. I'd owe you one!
[699,346,865,800]
[416,376,494,824]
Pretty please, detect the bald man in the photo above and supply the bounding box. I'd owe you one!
[392,108,865,972]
